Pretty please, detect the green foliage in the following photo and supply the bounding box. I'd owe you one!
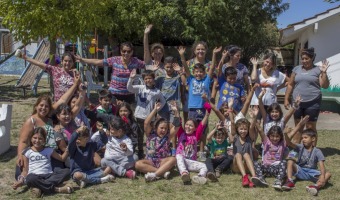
[0,0,289,59]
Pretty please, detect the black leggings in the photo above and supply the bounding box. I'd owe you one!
[254,160,287,180]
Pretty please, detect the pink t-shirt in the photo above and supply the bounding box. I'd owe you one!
[176,122,205,160]
[45,65,74,102]
[262,137,286,166]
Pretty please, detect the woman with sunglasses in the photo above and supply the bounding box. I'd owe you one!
[76,42,145,104]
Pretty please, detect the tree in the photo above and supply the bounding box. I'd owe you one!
[0,0,288,61]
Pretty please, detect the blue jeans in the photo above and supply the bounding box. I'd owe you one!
[82,168,104,184]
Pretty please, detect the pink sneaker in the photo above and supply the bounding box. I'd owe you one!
[125,169,136,179]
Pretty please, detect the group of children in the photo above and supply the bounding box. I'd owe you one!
[12,46,331,198]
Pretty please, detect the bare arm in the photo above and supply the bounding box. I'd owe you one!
[284,72,296,110]
[169,101,181,139]
[207,125,218,143]
[239,83,259,116]
[319,60,330,89]
[144,102,162,137]
[250,57,258,82]
[317,160,327,187]
[284,94,302,124]
[208,47,222,78]
[258,88,267,122]
[71,86,86,118]
[277,75,290,92]
[143,24,153,65]
[217,50,228,77]
[178,46,190,77]
[51,148,69,162]
[23,56,47,70]
[16,120,34,167]
[75,55,104,66]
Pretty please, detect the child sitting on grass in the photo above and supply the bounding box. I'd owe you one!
[101,116,136,179]
[69,126,114,189]
[282,116,331,196]
[13,127,71,198]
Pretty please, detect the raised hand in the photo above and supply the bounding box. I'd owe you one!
[258,88,266,99]
[172,63,182,72]
[298,115,309,127]
[222,50,228,58]
[155,102,162,111]
[251,83,260,91]
[177,46,186,56]
[201,93,209,102]
[227,97,234,109]
[252,105,259,117]
[149,61,160,71]
[74,54,83,63]
[144,24,153,34]
[169,100,178,112]
[250,57,258,66]
[320,60,330,73]
[96,121,104,131]
[293,94,302,108]
[130,68,137,78]
[213,46,222,54]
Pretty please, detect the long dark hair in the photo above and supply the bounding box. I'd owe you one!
[29,127,47,147]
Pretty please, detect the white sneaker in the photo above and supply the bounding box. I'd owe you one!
[79,180,86,189]
[163,171,171,180]
[145,172,157,182]
[192,175,207,185]
[101,174,115,183]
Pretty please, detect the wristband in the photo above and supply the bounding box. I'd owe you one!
[172,117,181,127]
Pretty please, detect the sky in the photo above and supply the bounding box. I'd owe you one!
[276,0,340,29]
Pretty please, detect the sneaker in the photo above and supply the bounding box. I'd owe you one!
[206,172,218,182]
[101,174,115,183]
[215,168,221,178]
[145,172,157,182]
[163,171,171,180]
[272,179,282,189]
[249,180,254,188]
[251,177,269,187]
[79,180,87,189]
[181,172,191,183]
[31,187,42,198]
[242,174,250,187]
[56,185,74,194]
[192,175,207,185]
[125,170,136,179]
[306,185,319,196]
[282,180,295,190]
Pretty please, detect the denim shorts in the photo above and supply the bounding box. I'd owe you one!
[294,165,321,183]
[188,108,206,122]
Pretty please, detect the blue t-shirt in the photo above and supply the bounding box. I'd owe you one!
[187,75,212,108]
[217,80,245,112]
[208,138,229,158]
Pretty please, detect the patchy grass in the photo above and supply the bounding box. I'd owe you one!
[0,75,339,199]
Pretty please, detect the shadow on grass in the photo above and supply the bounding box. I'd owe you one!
[0,145,17,162]
[319,147,340,157]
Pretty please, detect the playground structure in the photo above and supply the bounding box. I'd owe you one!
[15,40,50,97]
[0,104,12,155]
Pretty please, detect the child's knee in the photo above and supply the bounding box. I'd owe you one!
[73,172,84,180]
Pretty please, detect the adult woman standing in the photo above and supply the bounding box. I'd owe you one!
[250,53,289,109]
[144,24,165,78]
[284,47,330,143]
[76,42,145,104]
[17,52,77,102]
[15,75,81,179]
